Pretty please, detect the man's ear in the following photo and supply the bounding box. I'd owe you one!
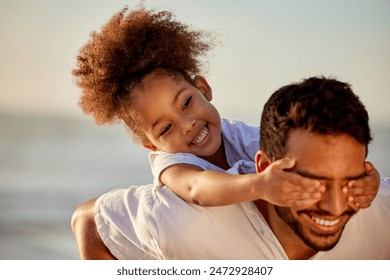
[142,141,158,151]
[194,75,213,101]
[255,150,271,173]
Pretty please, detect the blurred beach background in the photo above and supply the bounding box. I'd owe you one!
[0,0,389,259]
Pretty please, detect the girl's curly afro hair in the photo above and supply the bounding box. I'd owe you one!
[72,6,214,125]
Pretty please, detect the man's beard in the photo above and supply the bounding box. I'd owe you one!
[274,206,353,251]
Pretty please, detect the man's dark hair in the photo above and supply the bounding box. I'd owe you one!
[260,76,372,160]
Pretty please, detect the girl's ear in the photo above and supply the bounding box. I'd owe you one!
[255,150,271,173]
[194,75,213,101]
[142,141,158,151]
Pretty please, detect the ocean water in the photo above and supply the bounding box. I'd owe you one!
[0,113,389,259]
[0,113,151,259]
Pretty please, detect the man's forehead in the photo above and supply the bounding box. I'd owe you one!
[286,129,366,153]
[286,129,367,181]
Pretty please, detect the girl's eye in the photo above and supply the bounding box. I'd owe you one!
[183,96,192,109]
[160,123,172,136]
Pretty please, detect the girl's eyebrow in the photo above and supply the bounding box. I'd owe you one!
[151,87,187,129]
[172,87,186,104]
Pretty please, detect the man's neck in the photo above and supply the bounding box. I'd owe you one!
[253,200,318,260]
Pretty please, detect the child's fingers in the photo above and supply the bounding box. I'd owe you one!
[346,197,360,212]
[280,189,322,209]
[348,194,375,209]
[347,163,380,196]
[345,182,367,195]
[363,161,380,182]
[273,157,297,170]
[290,189,323,200]
[268,160,326,208]
[364,161,378,176]
[356,194,375,207]
[344,182,376,206]
[364,161,374,172]
[347,178,365,189]
[271,158,325,192]
[284,172,325,193]
[345,164,379,210]
[270,184,323,207]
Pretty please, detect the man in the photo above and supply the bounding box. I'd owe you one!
[71,76,389,259]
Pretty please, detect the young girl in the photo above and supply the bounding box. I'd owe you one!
[73,7,378,210]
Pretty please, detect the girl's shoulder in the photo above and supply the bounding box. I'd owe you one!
[221,118,260,164]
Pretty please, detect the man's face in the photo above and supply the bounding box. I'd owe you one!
[274,129,366,251]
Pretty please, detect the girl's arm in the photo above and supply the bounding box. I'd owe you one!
[161,164,260,206]
[160,158,324,207]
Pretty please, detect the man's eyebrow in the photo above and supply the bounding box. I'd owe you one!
[151,87,186,129]
[294,170,328,180]
[295,170,366,181]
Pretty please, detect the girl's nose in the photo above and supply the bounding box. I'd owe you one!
[180,117,196,135]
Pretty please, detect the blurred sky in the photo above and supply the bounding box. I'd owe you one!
[0,0,389,126]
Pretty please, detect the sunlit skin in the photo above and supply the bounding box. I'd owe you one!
[255,129,367,259]
[132,73,227,167]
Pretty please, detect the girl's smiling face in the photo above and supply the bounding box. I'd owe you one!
[131,71,222,157]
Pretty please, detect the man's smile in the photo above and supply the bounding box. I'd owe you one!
[311,216,340,227]
[299,211,351,235]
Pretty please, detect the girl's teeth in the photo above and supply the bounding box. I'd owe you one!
[192,126,208,144]
[311,216,340,227]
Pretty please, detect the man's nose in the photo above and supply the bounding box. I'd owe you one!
[180,117,196,135]
[318,181,349,216]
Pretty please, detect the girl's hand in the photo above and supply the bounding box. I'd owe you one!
[260,157,325,209]
[344,161,380,210]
